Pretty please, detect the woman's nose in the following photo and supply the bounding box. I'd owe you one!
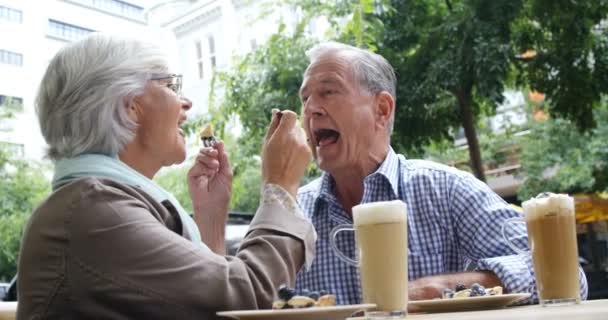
[181,97,193,111]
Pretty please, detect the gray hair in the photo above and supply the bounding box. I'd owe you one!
[36,33,168,160]
[306,42,397,134]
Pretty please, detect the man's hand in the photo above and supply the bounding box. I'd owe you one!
[262,110,312,198]
[188,141,233,254]
[409,271,503,301]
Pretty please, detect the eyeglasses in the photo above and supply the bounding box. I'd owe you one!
[150,73,183,97]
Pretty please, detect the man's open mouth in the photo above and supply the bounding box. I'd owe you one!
[314,129,340,147]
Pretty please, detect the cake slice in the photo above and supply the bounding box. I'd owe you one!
[200,123,217,147]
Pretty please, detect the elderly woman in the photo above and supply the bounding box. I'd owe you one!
[17,33,315,319]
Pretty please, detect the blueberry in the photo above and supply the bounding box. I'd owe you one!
[470,283,486,297]
[319,290,328,296]
[300,289,310,297]
[442,288,454,298]
[455,283,467,292]
[309,291,320,300]
[278,285,296,301]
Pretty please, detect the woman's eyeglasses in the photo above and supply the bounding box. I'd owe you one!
[150,73,183,97]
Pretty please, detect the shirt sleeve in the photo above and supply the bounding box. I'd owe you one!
[449,174,588,304]
[256,183,317,269]
[261,184,303,217]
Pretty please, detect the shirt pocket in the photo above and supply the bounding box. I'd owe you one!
[408,252,445,280]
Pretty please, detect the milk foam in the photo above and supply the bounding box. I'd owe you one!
[353,200,407,226]
[522,193,574,220]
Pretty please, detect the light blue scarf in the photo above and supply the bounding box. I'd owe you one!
[52,154,207,249]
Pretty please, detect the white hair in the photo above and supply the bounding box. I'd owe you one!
[306,42,397,134]
[36,33,168,160]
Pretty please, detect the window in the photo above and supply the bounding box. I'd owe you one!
[0,6,22,23]
[70,0,144,21]
[208,35,216,68]
[48,19,94,42]
[0,95,24,112]
[195,40,204,79]
[0,49,22,66]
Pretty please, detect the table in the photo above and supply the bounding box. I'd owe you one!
[0,302,16,320]
[3,300,608,319]
[404,300,608,320]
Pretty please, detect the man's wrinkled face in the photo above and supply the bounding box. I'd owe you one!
[299,53,381,174]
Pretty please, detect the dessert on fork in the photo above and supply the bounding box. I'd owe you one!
[199,123,217,147]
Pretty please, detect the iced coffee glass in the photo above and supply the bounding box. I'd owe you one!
[330,200,408,318]
[502,193,581,306]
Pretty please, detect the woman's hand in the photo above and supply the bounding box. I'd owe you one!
[262,110,312,198]
[188,141,233,254]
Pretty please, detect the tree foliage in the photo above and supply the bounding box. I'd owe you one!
[368,0,526,181]
[0,149,51,281]
[211,25,315,159]
[517,100,608,200]
[512,0,608,129]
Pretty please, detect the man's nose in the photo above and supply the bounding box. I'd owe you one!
[303,96,326,117]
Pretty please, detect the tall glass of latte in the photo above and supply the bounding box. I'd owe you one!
[330,200,408,318]
[503,193,581,306]
[523,193,581,306]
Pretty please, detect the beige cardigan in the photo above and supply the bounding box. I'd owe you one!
[17,177,315,319]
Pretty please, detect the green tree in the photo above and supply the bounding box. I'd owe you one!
[371,0,526,182]
[0,97,52,280]
[212,25,315,159]
[517,100,608,200]
[512,0,608,129]
[0,151,51,281]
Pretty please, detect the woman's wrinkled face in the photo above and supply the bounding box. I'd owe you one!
[300,53,381,174]
[131,74,192,167]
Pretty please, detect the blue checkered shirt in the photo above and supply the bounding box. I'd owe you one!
[295,148,588,305]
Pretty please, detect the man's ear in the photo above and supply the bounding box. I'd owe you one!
[376,91,394,130]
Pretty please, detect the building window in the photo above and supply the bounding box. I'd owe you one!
[70,0,144,21]
[195,40,204,79]
[208,35,216,68]
[0,95,24,112]
[0,49,22,66]
[0,5,22,23]
[48,19,94,42]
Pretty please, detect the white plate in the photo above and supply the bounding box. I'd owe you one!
[217,304,376,320]
[408,293,531,313]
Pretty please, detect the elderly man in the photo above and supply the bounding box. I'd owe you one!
[294,41,588,305]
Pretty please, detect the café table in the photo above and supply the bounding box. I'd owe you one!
[3,300,607,319]
[360,299,608,320]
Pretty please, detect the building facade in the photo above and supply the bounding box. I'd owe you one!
[149,0,297,118]
[0,0,150,159]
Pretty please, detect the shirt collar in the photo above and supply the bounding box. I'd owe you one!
[365,147,401,198]
[315,146,401,207]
